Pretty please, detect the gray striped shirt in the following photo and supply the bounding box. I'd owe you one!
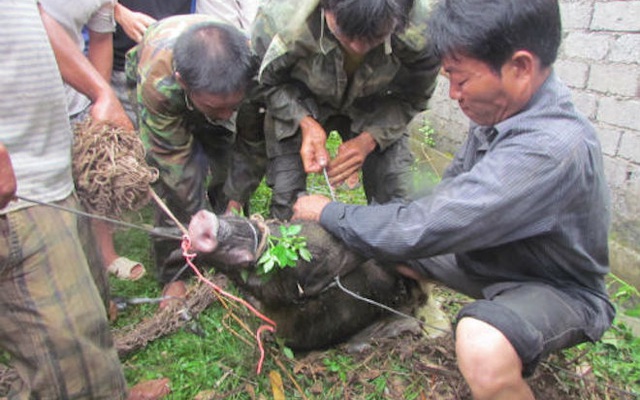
[321,72,611,297]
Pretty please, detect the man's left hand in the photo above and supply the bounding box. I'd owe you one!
[223,199,244,216]
[328,132,376,186]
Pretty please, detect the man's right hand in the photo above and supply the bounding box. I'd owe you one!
[0,143,17,209]
[90,92,134,131]
[299,116,329,174]
[292,194,331,222]
[114,4,156,44]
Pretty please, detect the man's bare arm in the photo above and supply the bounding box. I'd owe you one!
[38,5,133,130]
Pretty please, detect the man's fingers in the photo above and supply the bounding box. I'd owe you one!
[328,155,360,180]
[300,145,329,173]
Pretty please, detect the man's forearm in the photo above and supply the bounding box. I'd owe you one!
[87,30,114,82]
[39,4,133,129]
[39,4,113,103]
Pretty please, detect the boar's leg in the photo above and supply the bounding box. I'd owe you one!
[262,260,415,350]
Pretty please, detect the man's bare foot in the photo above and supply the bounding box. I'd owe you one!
[127,377,171,400]
[159,280,187,310]
[108,300,119,322]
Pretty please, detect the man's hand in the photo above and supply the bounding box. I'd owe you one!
[90,94,134,131]
[299,116,329,173]
[0,143,17,209]
[114,4,156,43]
[328,131,376,186]
[292,194,331,222]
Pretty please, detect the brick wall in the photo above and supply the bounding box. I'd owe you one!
[421,0,640,286]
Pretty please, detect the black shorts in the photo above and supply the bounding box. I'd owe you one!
[409,254,614,376]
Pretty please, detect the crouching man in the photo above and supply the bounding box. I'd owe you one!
[126,15,266,302]
[293,0,615,398]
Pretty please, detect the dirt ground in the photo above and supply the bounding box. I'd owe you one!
[1,278,637,399]
[260,334,637,400]
[0,330,636,399]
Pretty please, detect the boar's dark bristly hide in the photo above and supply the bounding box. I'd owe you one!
[188,210,415,351]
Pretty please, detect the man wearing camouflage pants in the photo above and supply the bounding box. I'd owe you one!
[252,0,440,220]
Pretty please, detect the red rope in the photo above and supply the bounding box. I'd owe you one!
[181,235,277,373]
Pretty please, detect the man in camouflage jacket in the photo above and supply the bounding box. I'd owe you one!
[126,14,266,288]
[252,0,440,220]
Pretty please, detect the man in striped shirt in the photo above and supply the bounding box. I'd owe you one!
[0,2,168,399]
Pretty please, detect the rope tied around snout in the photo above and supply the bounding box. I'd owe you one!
[180,234,276,374]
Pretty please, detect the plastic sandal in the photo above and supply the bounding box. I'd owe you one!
[107,256,146,281]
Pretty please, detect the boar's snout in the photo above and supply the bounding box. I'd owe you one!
[188,210,220,253]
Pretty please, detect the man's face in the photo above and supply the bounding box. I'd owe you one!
[188,90,244,122]
[325,11,391,56]
[442,53,528,126]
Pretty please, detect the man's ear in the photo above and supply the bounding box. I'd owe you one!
[174,71,187,90]
[502,50,546,103]
[505,50,536,79]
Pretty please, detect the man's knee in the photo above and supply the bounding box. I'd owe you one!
[456,317,527,399]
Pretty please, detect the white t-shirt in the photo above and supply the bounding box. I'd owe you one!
[0,1,75,214]
[39,0,116,116]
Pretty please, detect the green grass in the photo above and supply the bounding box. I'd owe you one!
[108,128,640,399]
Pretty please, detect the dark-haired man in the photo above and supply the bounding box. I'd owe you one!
[293,0,614,398]
[126,15,265,300]
[252,0,440,220]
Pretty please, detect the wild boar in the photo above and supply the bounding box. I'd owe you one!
[187,210,417,350]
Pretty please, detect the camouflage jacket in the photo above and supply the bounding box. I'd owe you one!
[252,0,440,149]
[125,14,238,191]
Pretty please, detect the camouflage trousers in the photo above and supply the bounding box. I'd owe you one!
[265,114,414,221]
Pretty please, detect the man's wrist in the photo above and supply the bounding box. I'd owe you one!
[299,115,318,135]
[358,131,378,153]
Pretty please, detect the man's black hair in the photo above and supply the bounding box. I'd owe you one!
[320,0,414,42]
[174,22,255,94]
[427,0,562,73]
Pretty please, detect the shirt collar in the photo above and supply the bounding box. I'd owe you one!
[487,70,558,139]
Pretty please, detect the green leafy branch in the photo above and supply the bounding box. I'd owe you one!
[256,224,312,276]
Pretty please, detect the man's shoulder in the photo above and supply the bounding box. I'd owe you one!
[257,0,318,23]
[394,0,433,51]
[254,0,319,39]
[525,74,594,137]
[498,76,599,162]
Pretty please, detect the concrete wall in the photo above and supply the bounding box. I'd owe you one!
[421,0,640,287]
